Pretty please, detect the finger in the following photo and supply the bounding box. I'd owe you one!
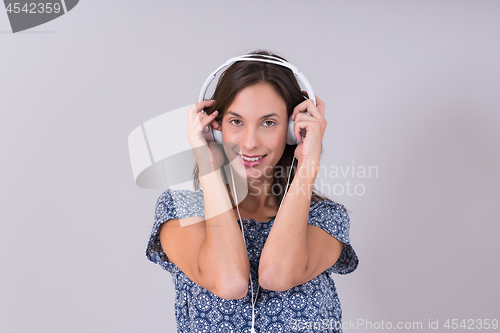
[209,115,221,130]
[294,118,311,144]
[189,110,219,135]
[302,90,324,113]
[301,90,316,107]
[188,100,216,124]
[291,99,320,121]
[294,118,321,143]
[294,117,308,144]
[199,110,219,130]
[188,99,215,117]
[210,120,221,130]
[315,96,325,117]
[195,99,216,112]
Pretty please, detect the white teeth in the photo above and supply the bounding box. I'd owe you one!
[240,154,264,162]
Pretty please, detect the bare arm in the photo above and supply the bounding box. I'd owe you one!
[159,101,250,300]
[258,94,344,291]
[160,171,250,299]
[258,161,343,291]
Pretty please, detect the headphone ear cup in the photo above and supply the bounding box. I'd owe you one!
[287,111,311,145]
[287,115,299,145]
[203,124,216,142]
[202,123,223,143]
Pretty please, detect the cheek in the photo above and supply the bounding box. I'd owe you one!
[276,125,288,148]
[269,125,287,148]
[221,124,234,142]
[270,140,287,161]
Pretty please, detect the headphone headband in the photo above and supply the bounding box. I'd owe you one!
[198,54,316,106]
[127,54,316,189]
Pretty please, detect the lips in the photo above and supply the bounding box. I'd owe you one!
[242,154,264,158]
[238,154,266,161]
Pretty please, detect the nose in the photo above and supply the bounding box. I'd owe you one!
[242,125,260,150]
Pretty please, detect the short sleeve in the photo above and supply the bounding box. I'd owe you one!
[307,200,359,275]
[145,189,205,272]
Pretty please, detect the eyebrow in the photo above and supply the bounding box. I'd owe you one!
[226,111,281,119]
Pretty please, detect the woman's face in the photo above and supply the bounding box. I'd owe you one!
[222,83,288,181]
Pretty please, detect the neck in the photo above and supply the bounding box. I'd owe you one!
[226,173,278,213]
[244,177,277,210]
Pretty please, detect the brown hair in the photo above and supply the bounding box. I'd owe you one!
[193,50,334,208]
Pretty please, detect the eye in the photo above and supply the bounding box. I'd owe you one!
[229,119,242,126]
[263,120,276,127]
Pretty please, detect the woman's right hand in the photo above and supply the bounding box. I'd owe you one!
[187,100,225,174]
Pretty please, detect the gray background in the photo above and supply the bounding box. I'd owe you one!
[1,1,499,332]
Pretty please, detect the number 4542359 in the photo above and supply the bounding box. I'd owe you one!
[443,319,498,330]
[6,3,62,14]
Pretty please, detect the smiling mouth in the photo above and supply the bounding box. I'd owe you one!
[238,154,267,162]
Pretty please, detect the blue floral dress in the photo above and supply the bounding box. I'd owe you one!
[146,189,358,333]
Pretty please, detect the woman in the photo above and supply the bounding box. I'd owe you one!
[146,51,358,333]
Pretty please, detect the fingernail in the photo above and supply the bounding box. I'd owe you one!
[213,110,219,115]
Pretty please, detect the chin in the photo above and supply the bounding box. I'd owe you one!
[229,163,268,181]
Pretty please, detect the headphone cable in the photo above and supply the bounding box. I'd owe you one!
[228,155,295,333]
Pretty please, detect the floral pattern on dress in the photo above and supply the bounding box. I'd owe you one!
[146,189,358,333]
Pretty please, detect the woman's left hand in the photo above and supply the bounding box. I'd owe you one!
[291,93,327,170]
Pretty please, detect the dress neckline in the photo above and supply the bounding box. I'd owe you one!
[237,218,275,224]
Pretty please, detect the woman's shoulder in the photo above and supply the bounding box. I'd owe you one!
[309,197,348,215]
[157,188,204,203]
[308,198,358,275]
[308,198,351,241]
[155,188,205,221]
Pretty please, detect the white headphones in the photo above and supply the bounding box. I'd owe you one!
[197,54,316,146]
[199,54,314,333]
[127,54,316,190]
